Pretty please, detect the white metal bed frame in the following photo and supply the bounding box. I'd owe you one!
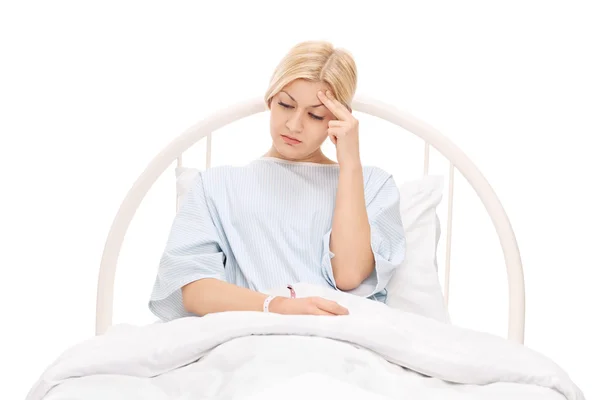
[95,95,526,344]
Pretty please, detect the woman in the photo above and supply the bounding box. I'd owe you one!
[149,40,406,321]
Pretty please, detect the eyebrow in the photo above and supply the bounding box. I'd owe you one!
[281,91,324,108]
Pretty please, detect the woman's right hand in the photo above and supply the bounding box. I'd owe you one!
[269,296,349,316]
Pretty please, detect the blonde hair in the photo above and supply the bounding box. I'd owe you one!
[264,40,357,110]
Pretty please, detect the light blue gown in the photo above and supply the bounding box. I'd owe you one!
[149,156,406,321]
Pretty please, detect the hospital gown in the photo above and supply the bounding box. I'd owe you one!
[149,156,406,321]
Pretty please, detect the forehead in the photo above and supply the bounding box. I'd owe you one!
[280,79,330,103]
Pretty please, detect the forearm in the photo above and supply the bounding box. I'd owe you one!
[182,279,348,317]
[182,278,269,316]
[329,163,375,290]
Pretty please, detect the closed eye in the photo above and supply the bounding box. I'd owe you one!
[278,102,324,121]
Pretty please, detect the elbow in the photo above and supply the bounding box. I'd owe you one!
[181,279,210,316]
[181,285,200,315]
[333,269,366,291]
[331,254,376,291]
[181,289,196,314]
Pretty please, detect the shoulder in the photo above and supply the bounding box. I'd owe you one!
[361,165,402,207]
[362,165,394,189]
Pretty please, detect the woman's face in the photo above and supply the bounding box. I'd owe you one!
[268,79,336,161]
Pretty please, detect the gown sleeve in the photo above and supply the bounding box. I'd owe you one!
[148,172,226,321]
[321,170,406,301]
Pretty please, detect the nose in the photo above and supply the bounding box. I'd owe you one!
[285,111,303,133]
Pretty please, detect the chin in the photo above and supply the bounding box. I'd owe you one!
[274,143,305,160]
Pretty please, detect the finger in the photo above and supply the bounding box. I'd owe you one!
[328,133,337,145]
[319,303,349,316]
[325,90,353,117]
[316,298,349,315]
[318,90,349,120]
[328,120,346,128]
[313,308,336,316]
[317,90,352,121]
[328,128,346,138]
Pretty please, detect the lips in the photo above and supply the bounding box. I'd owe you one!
[281,135,301,145]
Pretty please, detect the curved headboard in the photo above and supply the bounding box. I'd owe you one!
[96,95,525,343]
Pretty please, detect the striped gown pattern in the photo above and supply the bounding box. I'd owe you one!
[149,157,406,321]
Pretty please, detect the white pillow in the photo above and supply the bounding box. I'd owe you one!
[174,167,449,323]
[387,175,450,323]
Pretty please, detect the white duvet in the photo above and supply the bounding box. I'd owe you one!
[26,284,585,400]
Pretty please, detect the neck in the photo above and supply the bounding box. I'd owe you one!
[263,146,337,165]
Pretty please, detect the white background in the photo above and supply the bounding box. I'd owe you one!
[1,1,598,398]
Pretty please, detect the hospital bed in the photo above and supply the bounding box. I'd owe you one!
[25,95,585,400]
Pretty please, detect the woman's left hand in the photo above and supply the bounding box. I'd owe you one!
[317,90,361,168]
